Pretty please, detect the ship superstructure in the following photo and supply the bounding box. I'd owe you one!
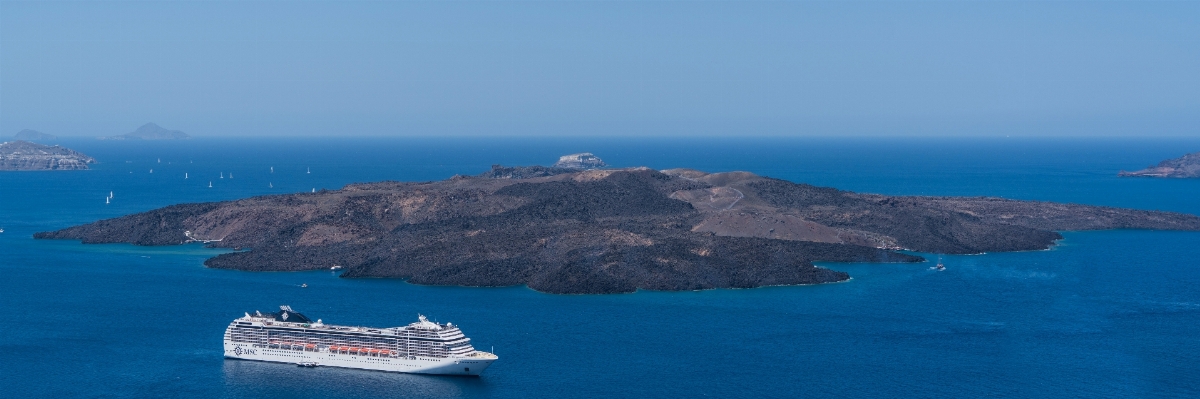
[223,306,497,375]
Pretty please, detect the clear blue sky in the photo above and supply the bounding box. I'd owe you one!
[2,1,1198,137]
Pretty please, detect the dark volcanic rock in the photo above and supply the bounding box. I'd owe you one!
[1119,151,1200,178]
[35,166,1200,293]
[477,164,578,179]
[12,129,57,141]
[0,140,96,171]
[100,123,190,140]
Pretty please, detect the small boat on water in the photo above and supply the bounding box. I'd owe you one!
[330,265,343,271]
[0,228,5,233]
[301,283,308,288]
[931,256,946,271]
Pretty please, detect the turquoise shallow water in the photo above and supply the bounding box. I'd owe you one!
[2,137,1199,398]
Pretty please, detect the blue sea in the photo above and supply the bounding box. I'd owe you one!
[2,137,1199,398]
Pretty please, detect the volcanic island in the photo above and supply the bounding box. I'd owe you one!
[0,140,96,171]
[1119,151,1200,178]
[36,154,1200,293]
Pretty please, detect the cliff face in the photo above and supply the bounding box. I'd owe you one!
[35,166,1200,293]
[100,123,190,140]
[0,140,96,171]
[1119,152,1200,178]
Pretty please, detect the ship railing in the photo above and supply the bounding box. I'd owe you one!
[466,351,498,359]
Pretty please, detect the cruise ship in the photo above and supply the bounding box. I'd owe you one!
[223,306,498,375]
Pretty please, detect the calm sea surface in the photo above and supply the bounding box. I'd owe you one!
[2,137,1198,398]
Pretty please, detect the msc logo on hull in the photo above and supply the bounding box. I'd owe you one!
[233,347,257,356]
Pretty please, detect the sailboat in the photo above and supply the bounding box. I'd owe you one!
[270,166,274,173]
[105,197,110,204]
[311,188,316,193]
[269,182,273,188]
[149,169,153,174]
[185,173,188,179]
[931,256,946,271]
[209,181,213,188]
[229,173,233,179]
[157,158,161,163]
[220,172,224,179]
[109,191,114,199]
[307,167,311,174]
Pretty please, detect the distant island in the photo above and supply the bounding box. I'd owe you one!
[100,123,190,140]
[553,152,607,169]
[0,140,96,171]
[1119,151,1200,178]
[12,129,57,141]
[36,155,1200,293]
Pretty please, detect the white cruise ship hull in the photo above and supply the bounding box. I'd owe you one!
[223,342,495,376]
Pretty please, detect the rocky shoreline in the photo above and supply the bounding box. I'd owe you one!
[35,164,1200,293]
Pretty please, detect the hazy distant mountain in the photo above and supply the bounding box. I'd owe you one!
[13,129,57,141]
[1,140,96,170]
[100,123,190,140]
[1119,151,1200,178]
